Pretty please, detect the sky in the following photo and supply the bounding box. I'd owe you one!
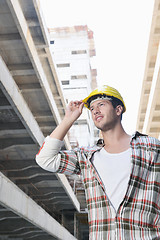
[40,0,154,134]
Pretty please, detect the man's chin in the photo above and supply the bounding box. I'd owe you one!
[95,124,112,132]
[95,125,106,131]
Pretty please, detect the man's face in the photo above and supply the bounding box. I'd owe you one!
[90,99,119,131]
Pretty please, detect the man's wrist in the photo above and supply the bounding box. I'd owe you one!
[63,115,76,126]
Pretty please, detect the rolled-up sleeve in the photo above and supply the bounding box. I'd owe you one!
[36,136,63,172]
[36,136,81,175]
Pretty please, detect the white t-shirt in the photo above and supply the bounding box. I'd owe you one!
[93,147,132,211]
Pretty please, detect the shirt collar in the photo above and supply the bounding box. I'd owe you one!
[131,131,148,140]
[96,131,148,147]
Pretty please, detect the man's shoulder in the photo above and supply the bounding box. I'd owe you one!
[133,131,160,148]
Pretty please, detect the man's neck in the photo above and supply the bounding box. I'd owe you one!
[102,126,131,154]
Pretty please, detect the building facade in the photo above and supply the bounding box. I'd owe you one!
[49,26,98,147]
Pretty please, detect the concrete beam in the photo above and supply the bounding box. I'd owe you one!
[27,18,40,27]
[0,33,21,41]
[142,43,160,136]
[32,0,66,107]
[11,69,35,76]
[0,56,44,146]
[6,0,62,125]
[0,105,12,110]
[0,137,34,150]
[57,174,80,212]
[8,63,33,70]
[32,0,50,47]
[136,0,160,131]
[0,172,77,240]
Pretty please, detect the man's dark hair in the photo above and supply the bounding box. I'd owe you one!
[110,96,124,120]
[110,96,124,110]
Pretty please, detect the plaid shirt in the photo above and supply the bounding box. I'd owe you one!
[36,132,160,240]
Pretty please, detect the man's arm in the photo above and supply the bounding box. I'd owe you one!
[35,100,84,173]
[50,100,84,140]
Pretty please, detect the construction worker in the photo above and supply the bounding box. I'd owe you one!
[36,85,160,240]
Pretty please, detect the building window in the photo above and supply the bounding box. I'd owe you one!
[61,80,70,85]
[57,63,70,68]
[71,75,87,79]
[71,50,87,54]
[50,40,54,44]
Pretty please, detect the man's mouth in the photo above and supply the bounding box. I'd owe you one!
[95,115,103,121]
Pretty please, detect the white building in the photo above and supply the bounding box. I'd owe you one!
[49,25,98,147]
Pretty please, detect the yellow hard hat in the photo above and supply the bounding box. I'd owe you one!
[82,85,126,112]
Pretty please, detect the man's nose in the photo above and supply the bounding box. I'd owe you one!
[94,106,100,115]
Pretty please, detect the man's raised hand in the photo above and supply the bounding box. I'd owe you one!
[65,100,84,122]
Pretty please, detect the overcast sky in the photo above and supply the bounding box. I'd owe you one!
[40,0,154,134]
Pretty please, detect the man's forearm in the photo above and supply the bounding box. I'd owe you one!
[50,116,74,141]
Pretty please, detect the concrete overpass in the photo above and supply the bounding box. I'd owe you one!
[136,0,160,139]
[0,0,88,239]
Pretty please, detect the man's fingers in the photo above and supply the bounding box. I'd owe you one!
[69,100,83,108]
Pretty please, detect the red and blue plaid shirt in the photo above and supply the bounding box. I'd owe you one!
[36,132,160,239]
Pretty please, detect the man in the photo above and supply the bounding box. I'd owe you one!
[36,85,160,240]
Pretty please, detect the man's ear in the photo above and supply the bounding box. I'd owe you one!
[116,105,123,116]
